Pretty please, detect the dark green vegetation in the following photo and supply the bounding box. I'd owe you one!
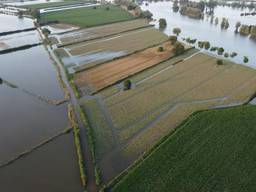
[40,5,134,27]
[113,105,256,192]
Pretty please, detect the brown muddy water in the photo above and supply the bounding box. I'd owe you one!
[0,14,82,191]
[0,133,82,192]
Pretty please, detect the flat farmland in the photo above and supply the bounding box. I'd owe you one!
[40,5,134,28]
[60,28,168,72]
[74,42,175,94]
[80,53,256,183]
[112,105,256,192]
[56,19,150,46]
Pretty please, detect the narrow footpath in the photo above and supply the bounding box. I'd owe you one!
[39,27,97,192]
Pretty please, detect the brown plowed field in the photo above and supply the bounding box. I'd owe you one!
[74,42,174,93]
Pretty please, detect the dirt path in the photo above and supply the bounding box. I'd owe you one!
[39,26,97,191]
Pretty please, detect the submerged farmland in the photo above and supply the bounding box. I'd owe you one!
[57,27,168,73]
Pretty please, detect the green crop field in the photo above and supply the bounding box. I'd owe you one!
[40,5,134,27]
[113,105,256,192]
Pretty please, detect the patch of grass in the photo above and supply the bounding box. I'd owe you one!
[40,5,134,28]
[112,105,256,192]
[68,105,87,188]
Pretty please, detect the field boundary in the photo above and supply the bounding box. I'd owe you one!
[102,101,255,191]
[73,38,170,74]
[88,47,195,95]
[57,24,154,48]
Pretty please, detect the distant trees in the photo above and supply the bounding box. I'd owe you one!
[172,0,179,12]
[123,79,132,90]
[221,18,229,29]
[17,10,24,19]
[198,41,210,49]
[173,27,181,36]
[224,52,229,58]
[169,35,177,45]
[0,78,2,84]
[230,52,238,58]
[206,0,217,14]
[159,18,167,29]
[235,21,241,33]
[214,17,219,25]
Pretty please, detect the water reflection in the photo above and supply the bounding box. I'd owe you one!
[141,1,256,68]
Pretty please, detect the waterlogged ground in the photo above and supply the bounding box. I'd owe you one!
[0,14,34,33]
[0,133,82,192]
[0,14,81,191]
[0,45,64,100]
[0,30,41,50]
[141,1,256,68]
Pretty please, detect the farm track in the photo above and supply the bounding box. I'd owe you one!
[37,26,97,191]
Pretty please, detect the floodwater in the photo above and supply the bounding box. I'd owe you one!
[6,0,62,6]
[141,1,256,68]
[0,45,64,100]
[0,30,41,50]
[0,14,34,33]
[0,133,82,192]
[0,14,81,191]
[62,50,126,73]
[40,3,99,13]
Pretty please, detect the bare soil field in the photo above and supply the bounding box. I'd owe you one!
[80,53,256,184]
[74,42,175,94]
[60,28,168,72]
[56,19,150,46]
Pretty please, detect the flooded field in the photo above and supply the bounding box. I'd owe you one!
[58,27,168,72]
[0,14,81,191]
[0,30,40,50]
[141,1,256,68]
[0,14,34,33]
[0,45,64,100]
[0,133,82,192]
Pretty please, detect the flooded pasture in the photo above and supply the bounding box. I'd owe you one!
[141,1,256,68]
[0,13,81,191]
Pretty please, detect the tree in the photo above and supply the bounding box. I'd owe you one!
[17,10,24,19]
[123,79,132,90]
[224,52,229,58]
[169,35,177,45]
[204,41,210,50]
[0,77,2,84]
[172,0,179,12]
[173,42,185,55]
[159,18,167,29]
[235,21,241,33]
[173,27,181,36]
[214,17,219,25]
[243,56,249,63]
[158,46,164,52]
[140,10,153,19]
[210,15,214,24]
[221,18,229,29]
[217,47,224,55]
